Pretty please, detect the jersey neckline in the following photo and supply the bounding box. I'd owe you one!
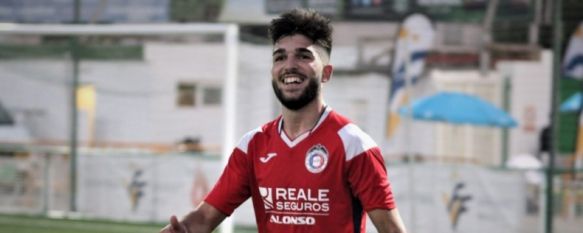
[277,106,332,148]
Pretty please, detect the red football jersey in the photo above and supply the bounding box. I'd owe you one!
[205,107,396,233]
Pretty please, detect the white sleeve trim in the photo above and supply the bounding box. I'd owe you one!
[236,127,263,154]
[338,124,377,161]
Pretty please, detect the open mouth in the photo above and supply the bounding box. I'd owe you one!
[283,76,303,84]
[280,73,305,85]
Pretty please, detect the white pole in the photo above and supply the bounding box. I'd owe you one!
[220,24,238,233]
[404,38,416,233]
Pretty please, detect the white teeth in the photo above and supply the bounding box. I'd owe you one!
[283,77,302,84]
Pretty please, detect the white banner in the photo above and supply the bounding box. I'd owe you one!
[77,153,222,222]
[563,22,583,79]
[387,163,527,233]
[77,154,527,232]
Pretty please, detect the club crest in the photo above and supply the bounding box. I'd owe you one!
[305,144,329,173]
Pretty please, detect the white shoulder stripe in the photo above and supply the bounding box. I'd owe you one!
[338,123,377,161]
[236,127,263,154]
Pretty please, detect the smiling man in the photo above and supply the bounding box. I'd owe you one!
[160,8,406,233]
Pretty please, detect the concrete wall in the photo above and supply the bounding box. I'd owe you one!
[0,42,392,153]
[0,42,229,147]
[0,44,554,165]
[498,51,553,157]
[0,60,71,142]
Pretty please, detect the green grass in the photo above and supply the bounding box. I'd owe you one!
[0,214,163,233]
[0,214,257,233]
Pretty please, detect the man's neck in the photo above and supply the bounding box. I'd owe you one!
[281,100,326,140]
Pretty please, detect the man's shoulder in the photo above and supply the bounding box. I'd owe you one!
[325,109,352,128]
[327,111,377,160]
[236,117,279,154]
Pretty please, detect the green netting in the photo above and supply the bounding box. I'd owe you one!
[558,78,583,154]
[0,44,143,60]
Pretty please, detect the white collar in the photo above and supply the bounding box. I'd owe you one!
[278,106,332,148]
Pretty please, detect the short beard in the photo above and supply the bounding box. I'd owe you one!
[272,77,320,111]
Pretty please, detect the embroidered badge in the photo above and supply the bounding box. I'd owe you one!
[305,144,329,173]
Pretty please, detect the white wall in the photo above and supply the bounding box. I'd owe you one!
[498,50,553,157]
[326,73,390,146]
[0,42,399,155]
[0,60,71,141]
[0,42,231,147]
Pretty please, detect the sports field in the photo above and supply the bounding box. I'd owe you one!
[0,214,257,233]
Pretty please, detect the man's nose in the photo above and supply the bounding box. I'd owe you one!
[283,56,298,69]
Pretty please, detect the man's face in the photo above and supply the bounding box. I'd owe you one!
[271,34,331,110]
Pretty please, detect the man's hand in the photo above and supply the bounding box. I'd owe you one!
[160,215,189,233]
[159,203,227,233]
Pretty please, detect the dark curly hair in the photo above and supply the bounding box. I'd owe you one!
[268,8,333,56]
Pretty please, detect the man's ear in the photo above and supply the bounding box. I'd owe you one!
[321,65,333,83]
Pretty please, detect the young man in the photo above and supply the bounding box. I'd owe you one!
[160,9,406,233]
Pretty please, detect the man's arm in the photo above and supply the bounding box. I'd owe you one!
[160,202,227,233]
[368,208,407,233]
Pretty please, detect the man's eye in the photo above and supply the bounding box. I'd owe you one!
[273,56,284,62]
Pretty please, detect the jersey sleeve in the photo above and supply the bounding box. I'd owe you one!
[338,123,395,211]
[346,147,395,211]
[204,147,251,216]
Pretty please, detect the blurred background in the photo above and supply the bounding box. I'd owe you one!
[0,0,582,232]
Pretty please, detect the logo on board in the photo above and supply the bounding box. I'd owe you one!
[443,181,472,230]
[126,169,147,211]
